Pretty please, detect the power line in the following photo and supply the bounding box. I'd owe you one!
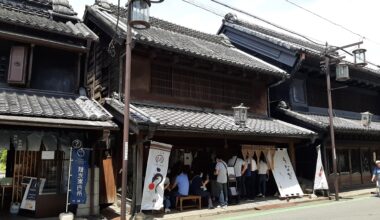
[210,0,326,46]
[184,0,379,68]
[182,0,224,18]
[285,0,380,47]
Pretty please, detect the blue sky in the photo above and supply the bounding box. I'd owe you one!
[72,0,380,65]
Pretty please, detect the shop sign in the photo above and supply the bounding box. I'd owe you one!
[70,147,90,204]
[141,141,172,210]
[313,146,329,190]
[20,177,46,211]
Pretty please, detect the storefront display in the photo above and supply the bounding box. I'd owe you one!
[0,128,95,217]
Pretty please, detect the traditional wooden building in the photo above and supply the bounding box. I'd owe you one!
[0,0,117,218]
[83,1,316,212]
[219,13,380,189]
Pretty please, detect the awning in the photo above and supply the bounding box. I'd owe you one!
[105,98,316,139]
[0,88,117,130]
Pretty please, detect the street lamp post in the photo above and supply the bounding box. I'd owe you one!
[323,41,366,201]
[121,1,164,220]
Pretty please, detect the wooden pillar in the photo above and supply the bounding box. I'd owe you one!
[90,133,96,216]
[131,133,144,215]
[27,44,34,87]
[289,142,296,172]
[77,53,82,91]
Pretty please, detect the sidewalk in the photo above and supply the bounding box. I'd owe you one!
[147,187,376,220]
[99,187,376,220]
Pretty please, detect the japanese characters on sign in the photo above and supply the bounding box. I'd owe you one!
[70,141,90,204]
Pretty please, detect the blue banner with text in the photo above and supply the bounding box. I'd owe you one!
[70,148,90,204]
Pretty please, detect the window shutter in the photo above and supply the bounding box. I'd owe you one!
[8,46,28,85]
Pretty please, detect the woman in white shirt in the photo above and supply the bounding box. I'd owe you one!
[257,157,269,198]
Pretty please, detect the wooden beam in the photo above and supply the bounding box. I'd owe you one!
[0,30,87,52]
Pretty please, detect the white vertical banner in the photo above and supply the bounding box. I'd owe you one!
[313,146,329,190]
[272,148,304,198]
[141,141,172,210]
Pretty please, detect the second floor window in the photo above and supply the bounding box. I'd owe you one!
[30,47,77,93]
[0,43,10,84]
[291,79,307,104]
[151,63,253,105]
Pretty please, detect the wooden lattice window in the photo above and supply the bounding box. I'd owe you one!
[151,63,252,105]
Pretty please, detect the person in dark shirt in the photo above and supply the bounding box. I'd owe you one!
[190,170,214,209]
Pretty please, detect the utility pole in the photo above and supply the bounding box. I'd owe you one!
[324,55,339,201]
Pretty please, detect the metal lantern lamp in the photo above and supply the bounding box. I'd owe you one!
[361,111,373,127]
[335,62,349,82]
[233,103,249,127]
[129,0,151,29]
[352,47,367,67]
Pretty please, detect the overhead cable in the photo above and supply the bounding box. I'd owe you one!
[210,0,326,46]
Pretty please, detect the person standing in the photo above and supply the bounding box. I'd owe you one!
[214,155,228,208]
[371,160,380,197]
[257,157,269,198]
[245,154,258,200]
[163,176,171,213]
[228,154,247,202]
[170,165,190,208]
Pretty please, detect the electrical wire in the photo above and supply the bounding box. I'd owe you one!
[182,0,224,18]
[285,0,380,47]
[210,0,326,46]
[183,0,379,68]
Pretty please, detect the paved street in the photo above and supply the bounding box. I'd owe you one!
[207,195,380,220]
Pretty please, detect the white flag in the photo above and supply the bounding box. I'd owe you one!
[141,141,172,210]
[313,146,329,190]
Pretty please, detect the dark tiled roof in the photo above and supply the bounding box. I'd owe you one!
[105,98,157,125]
[86,4,287,78]
[105,98,315,138]
[222,13,325,54]
[222,14,380,80]
[277,107,380,134]
[0,0,98,40]
[0,88,113,121]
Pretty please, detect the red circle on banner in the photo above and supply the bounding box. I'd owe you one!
[148,183,155,190]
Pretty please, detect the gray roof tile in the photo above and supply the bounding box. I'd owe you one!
[106,98,315,138]
[88,4,287,78]
[0,0,98,41]
[0,88,113,121]
[278,107,380,134]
